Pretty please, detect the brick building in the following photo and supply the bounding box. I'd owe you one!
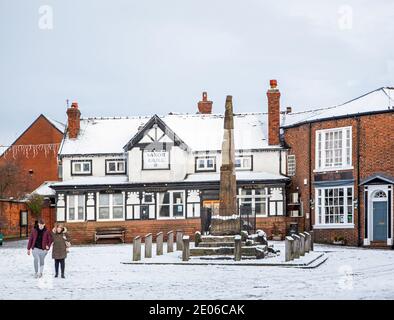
[0,115,64,238]
[282,87,394,247]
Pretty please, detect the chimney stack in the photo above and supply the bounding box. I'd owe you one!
[267,80,281,145]
[198,92,213,114]
[67,101,81,139]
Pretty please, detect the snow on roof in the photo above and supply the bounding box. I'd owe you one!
[46,117,66,133]
[51,171,287,188]
[32,181,58,197]
[282,87,394,127]
[59,113,273,156]
[185,171,289,182]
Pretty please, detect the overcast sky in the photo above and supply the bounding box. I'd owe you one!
[1,0,393,147]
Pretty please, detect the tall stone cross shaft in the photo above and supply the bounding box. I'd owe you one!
[219,95,237,217]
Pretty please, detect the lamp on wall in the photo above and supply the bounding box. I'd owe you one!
[353,198,358,209]
[310,198,314,210]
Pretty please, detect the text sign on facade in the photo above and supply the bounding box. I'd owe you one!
[143,151,169,170]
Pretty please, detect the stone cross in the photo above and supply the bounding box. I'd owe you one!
[182,235,190,261]
[133,236,141,261]
[144,233,152,258]
[285,236,294,262]
[176,230,184,251]
[210,96,240,235]
[299,233,306,256]
[167,230,174,253]
[156,232,163,256]
[234,235,242,261]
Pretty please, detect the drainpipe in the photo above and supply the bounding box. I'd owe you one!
[308,123,312,231]
[357,117,362,247]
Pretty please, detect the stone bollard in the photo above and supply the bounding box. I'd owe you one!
[182,235,190,261]
[234,235,242,261]
[299,233,306,256]
[167,230,174,253]
[292,234,300,259]
[133,236,141,261]
[156,232,163,256]
[176,230,184,251]
[310,230,314,251]
[304,232,311,253]
[285,236,294,262]
[194,231,202,247]
[144,233,152,258]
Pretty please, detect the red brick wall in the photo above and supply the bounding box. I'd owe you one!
[63,218,202,244]
[284,111,394,246]
[0,200,56,239]
[0,115,63,197]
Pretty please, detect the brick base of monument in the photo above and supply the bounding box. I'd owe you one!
[210,217,240,236]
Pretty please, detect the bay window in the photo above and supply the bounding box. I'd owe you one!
[316,127,352,171]
[238,188,268,217]
[157,191,185,219]
[97,193,125,220]
[315,186,354,227]
[67,195,85,222]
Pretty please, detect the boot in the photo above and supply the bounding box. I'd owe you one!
[61,274,65,279]
[54,273,58,278]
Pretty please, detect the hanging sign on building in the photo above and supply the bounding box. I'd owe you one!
[143,150,170,170]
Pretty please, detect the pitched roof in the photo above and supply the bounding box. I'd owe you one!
[59,112,276,156]
[282,87,394,127]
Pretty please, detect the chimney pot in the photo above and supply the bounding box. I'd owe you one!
[198,92,213,114]
[270,79,278,89]
[286,106,292,114]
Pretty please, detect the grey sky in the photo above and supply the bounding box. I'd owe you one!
[1,0,393,147]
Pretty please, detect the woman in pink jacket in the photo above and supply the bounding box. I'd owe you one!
[27,220,52,278]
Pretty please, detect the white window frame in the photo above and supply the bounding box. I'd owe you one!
[235,155,253,171]
[238,188,269,217]
[314,185,354,229]
[71,160,92,175]
[96,192,125,221]
[67,194,85,222]
[106,159,127,175]
[287,155,296,176]
[315,126,353,172]
[195,156,216,172]
[157,190,186,220]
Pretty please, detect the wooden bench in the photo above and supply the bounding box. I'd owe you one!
[94,227,126,244]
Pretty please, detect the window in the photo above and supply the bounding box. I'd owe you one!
[316,127,352,171]
[157,191,185,219]
[315,186,353,227]
[71,160,92,175]
[97,193,125,220]
[67,195,85,221]
[195,157,216,172]
[106,159,126,175]
[238,188,268,217]
[235,156,252,171]
[287,155,296,176]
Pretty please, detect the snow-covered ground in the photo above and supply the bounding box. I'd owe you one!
[1,240,394,300]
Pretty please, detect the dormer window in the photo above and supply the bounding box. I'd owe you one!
[71,160,92,176]
[235,155,252,171]
[195,156,216,172]
[106,159,126,175]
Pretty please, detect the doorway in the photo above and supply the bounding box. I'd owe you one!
[372,190,388,241]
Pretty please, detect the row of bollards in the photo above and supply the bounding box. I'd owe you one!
[133,230,186,261]
[285,231,314,262]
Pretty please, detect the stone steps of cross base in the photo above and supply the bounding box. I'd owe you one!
[190,246,258,256]
[200,235,236,243]
[197,241,245,248]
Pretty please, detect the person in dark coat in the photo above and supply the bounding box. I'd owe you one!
[27,219,52,278]
[51,223,70,278]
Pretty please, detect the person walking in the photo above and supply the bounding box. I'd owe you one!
[51,223,70,279]
[27,219,52,278]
